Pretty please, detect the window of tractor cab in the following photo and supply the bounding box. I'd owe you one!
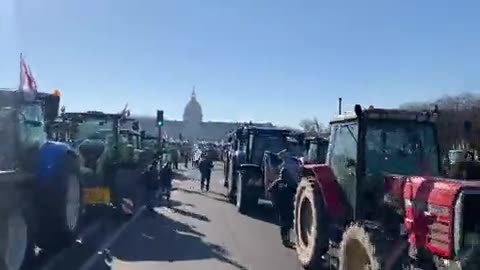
[17,104,47,147]
[329,123,358,177]
[364,119,440,177]
[251,133,288,165]
[75,118,114,142]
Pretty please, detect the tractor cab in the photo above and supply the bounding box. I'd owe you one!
[326,105,441,220]
[0,89,60,172]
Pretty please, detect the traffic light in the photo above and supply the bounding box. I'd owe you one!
[156,110,164,127]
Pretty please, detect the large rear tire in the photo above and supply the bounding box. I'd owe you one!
[227,161,237,203]
[0,209,34,270]
[294,177,329,269]
[34,155,84,252]
[339,223,408,270]
[236,172,257,214]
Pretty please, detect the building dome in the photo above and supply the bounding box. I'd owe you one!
[183,88,203,123]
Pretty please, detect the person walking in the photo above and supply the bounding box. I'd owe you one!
[198,155,214,191]
[160,161,174,202]
[268,149,300,247]
[184,150,189,168]
[143,160,159,211]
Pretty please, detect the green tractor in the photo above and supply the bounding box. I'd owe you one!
[140,132,162,166]
[58,111,146,217]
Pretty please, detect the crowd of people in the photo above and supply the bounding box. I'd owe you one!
[142,143,298,248]
[142,148,216,210]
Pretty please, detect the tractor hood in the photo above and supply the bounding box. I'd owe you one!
[385,174,480,260]
[385,175,480,206]
[78,139,106,169]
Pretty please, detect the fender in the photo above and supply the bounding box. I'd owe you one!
[36,141,77,182]
[304,164,345,220]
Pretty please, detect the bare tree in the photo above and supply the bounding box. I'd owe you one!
[400,92,480,153]
[299,117,326,136]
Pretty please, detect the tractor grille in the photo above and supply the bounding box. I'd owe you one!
[454,191,480,256]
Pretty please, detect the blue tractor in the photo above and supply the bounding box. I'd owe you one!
[0,89,84,269]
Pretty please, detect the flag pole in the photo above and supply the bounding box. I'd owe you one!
[18,53,22,91]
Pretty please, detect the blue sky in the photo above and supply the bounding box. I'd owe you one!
[0,0,479,127]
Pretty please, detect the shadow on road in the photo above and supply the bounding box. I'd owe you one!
[171,206,210,222]
[245,203,278,225]
[111,213,248,270]
[175,186,229,203]
[173,171,191,181]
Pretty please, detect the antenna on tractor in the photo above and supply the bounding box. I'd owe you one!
[338,97,343,115]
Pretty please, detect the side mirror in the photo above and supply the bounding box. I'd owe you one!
[44,95,60,122]
[132,121,140,131]
[140,130,146,139]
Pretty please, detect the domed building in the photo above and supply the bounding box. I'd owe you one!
[183,89,203,124]
[137,88,274,142]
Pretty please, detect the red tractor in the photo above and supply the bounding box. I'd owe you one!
[294,105,480,270]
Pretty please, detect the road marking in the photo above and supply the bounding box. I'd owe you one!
[78,206,146,270]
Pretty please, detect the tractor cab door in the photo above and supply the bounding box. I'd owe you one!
[328,122,359,220]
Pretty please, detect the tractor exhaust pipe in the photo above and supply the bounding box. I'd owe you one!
[338,97,342,115]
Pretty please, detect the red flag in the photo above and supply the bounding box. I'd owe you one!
[19,54,38,98]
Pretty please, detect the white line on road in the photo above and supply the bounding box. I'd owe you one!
[78,206,146,270]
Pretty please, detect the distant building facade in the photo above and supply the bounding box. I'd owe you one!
[137,90,274,142]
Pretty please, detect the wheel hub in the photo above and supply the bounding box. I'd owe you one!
[299,197,313,247]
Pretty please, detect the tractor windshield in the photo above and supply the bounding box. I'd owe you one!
[17,104,47,147]
[252,133,287,164]
[74,118,114,142]
[287,139,304,158]
[306,140,328,164]
[365,120,440,176]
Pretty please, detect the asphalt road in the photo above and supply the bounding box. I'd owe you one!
[86,162,303,270]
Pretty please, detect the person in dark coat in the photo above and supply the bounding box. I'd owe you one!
[144,160,159,211]
[160,161,174,201]
[268,149,299,247]
[198,155,214,191]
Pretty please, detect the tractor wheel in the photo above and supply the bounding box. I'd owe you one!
[236,172,256,214]
[34,155,84,252]
[223,159,229,188]
[294,178,329,269]
[339,223,408,270]
[0,209,34,270]
[227,162,237,203]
